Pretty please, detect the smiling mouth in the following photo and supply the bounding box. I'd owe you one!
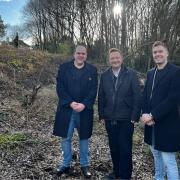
[155,57,163,60]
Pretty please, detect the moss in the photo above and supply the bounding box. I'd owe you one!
[0,133,27,146]
[8,59,22,68]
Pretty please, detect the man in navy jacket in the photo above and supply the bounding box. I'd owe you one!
[141,41,180,180]
[98,48,141,179]
[53,45,98,178]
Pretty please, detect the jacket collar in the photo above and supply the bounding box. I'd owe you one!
[107,64,128,91]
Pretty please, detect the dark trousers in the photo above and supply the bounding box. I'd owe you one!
[105,120,134,179]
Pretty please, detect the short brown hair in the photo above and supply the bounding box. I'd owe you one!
[109,48,122,55]
[152,41,168,51]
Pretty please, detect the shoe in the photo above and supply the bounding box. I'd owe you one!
[81,166,92,178]
[104,172,119,179]
[55,166,70,176]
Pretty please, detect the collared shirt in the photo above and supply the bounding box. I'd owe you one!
[112,67,121,77]
[112,67,121,91]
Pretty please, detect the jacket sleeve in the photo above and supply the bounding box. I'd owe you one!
[151,69,180,121]
[131,71,142,122]
[98,74,106,120]
[81,68,98,109]
[56,64,73,107]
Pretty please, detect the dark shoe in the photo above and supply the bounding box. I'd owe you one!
[81,166,92,178]
[104,172,119,179]
[55,166,70,176]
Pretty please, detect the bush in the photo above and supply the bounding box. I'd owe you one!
[57,40,74,57]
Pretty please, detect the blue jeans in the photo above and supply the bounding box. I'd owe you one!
[150,146,179,180]
[60,111,89,167]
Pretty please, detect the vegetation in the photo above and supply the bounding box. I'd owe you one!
[13,32,19,48]
[23,0,180,71]
[0,133,27,146]
[0,15,6,38]
[0,0,180,178]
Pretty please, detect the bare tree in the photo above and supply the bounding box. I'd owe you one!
[23,0,180,68]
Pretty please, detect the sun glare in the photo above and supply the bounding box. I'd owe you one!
[113,4,122,15]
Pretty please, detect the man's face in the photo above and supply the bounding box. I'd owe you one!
[109,51,123,69]
[74,46,87,65]
[152,45,168,65]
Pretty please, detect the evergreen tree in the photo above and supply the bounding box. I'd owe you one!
[13,32,19,48]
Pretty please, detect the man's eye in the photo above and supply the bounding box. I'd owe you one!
[77,53,85,55]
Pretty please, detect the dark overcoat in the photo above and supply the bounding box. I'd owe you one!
[142,63,180,152]
[98,65,141,122]
[53,60,98,139]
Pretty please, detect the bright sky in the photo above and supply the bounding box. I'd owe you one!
[0,0,27,25]
[0,0,32,45]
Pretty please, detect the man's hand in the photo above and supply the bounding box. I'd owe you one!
[141,113,154,126]
[74,103,85,112]
[70,102,79,109]
[146,119,155,126]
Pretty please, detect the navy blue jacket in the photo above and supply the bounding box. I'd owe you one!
[142,63,180,152]
[53,60,98,139]
[98,65,141,122]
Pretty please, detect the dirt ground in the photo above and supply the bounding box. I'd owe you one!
[0,84,155,180]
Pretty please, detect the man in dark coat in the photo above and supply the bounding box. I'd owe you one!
[141,41,180,180]
[98,48,141,180]
[53,45,98,178]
